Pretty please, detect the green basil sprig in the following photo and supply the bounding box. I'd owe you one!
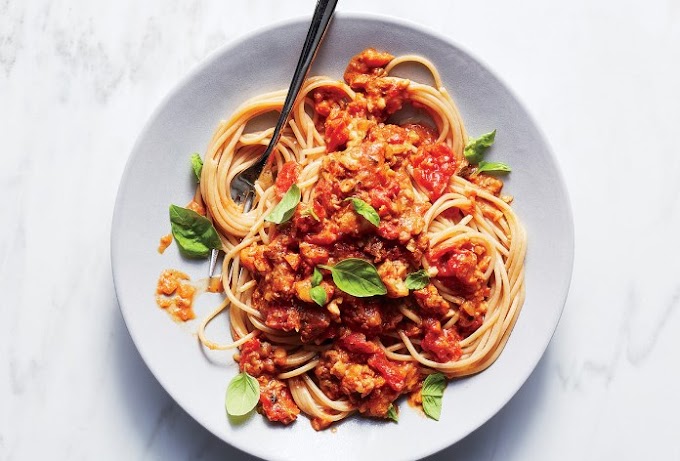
[309,267,327,306]
[169,204,222,257]
[477,160,511,174]
[421,372,447,420]
[311,267,323,286]
[345,197,380,227]
[310,286,327,306]
[386,404,399,422]
[225,372,260,416]
[191,153,203,182]
[265,184,300,224]
[300,205,320,221]
[318,258,387,297]
[405,269,430,290]
[464,130,496,163]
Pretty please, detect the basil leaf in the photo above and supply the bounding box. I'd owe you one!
[477,161,511,174]
[421,372,447,421]
[265,184,300,224]
[464,130,496,163]
[423,396,441,421]
[386,404,399,422]
[311,267,322,287]
[191,153,203,182]
[319,258,387,297]
[405,269,429,290]
[169,204,222,257]
[346,197,380,227]
[225,372,260,416]
[310,285,327,306]
[301,205,320,221]
[310,268,326,305]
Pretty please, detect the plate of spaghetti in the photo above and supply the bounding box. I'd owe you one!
[112,13,573,461]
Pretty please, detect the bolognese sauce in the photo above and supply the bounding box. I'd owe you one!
[155,269,196,322]
[233,49,507,428]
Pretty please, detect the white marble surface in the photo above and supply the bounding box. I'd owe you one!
[2,0,680,460]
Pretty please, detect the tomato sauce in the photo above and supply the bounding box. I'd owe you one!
[155,269,196,322]
[411,143,458,200]
[275,161,301,199]
[186,199,205,216]
[206,276,223,293]
[232,49,495,428]
[157,234,172,254]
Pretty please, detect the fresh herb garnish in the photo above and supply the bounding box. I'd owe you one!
[309,267,327,306]
[345,197,380,227]
[265,184,301,224]
[301,204,320,221]
[318,258,387,298]
[310,286,327,306]
[311,267,323,286]
[421,373,447,421]
[191,153,203,182]
[477,161,511,174]
[386,404,399,422]
[464,130,496,163]
[225,372,260,416]
[405,269,430,290]
[169,204,222,257]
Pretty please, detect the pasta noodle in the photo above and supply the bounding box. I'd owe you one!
[195,49,526,429]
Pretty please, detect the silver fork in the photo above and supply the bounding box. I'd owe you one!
[208,0,338,278]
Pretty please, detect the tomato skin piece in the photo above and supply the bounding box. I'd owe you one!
[338,332,378,355]
[259,378,300,425]
[338,332,407,392]
[325,110,352,153]
[411,143,458,200]
[367,354,406,392]
[421,318,462,363]
[368,181,401,214]
[275,161,301,199]
[427,244,478,280]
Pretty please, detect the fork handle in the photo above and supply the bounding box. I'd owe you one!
[210,0,337,278]
[248,0,338,178]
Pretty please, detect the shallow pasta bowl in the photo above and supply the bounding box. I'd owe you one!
[111,12,574,461]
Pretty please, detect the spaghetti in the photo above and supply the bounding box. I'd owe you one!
[195,49,526,429]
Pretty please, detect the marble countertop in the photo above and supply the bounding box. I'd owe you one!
[2,0,679,460]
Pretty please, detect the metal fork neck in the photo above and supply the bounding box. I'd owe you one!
[245,0,337,182]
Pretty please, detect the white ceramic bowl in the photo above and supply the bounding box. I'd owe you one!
[112,13,574,461]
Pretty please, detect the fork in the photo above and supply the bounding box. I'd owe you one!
[208,0,339,278]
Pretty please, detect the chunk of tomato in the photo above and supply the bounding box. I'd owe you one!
[275,161,301,199]
[421,318,462,363]
[427,244,478,280]
[411,143,457,200]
